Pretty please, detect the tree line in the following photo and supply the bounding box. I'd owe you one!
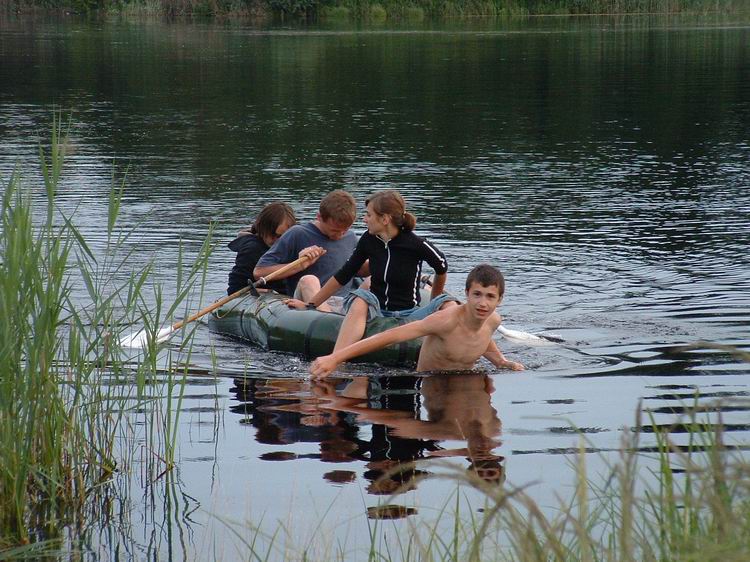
[6,0,744,19]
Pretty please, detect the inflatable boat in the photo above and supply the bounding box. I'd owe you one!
[207,292,422,366]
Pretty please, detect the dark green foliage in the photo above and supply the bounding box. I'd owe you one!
[269,0,316,13]
[16,0,105,11]
[5,0,747,16]
[69,0,102,11]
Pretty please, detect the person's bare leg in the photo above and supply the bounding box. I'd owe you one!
[297,275,332,312]
[333,297,369,352]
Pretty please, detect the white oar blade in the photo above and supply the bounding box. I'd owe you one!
[118,330,150,348]
[154,326,175,343]
[498,325,549,345]
[119,326,174,348]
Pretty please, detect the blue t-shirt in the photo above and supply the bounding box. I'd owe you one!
[256,222,358,296]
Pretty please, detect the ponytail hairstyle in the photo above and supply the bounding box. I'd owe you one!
[249,202,297,242]
[365,189,416,232]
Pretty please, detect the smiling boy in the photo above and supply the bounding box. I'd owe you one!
[309,264,524,378]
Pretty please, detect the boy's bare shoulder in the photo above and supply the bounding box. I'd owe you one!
[419,304,464,332]
[489,312,502,330]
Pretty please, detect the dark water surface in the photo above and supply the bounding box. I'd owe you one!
[1,12,749,560]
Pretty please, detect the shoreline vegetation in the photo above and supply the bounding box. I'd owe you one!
[3,0,746,21]
[0,116,214,553]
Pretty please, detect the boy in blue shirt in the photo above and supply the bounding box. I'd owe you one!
[254,190,361,306]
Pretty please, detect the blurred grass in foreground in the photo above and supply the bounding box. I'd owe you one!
[220,398,750,561]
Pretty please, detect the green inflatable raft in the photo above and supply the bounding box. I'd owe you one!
[207,292,423,366]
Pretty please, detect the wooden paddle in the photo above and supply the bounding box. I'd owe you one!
[120,254,311,347]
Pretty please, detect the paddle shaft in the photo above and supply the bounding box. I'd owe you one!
[170,255,310,332]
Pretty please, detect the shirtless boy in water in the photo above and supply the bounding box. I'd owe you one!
[309,264,524,378]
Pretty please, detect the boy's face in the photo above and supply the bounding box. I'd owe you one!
[317,216,352,241]
[465,282,502,320]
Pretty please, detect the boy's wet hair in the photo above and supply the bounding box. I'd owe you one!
[465,264,505,296]
[319,190,356,226]
[466,458,506,484]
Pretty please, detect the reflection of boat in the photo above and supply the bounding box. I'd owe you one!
[228,373,503,499]
[208,292,422,365]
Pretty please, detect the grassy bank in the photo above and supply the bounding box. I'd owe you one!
[0,116,214,553]
[318,0,745,20]
[4,0,745,18]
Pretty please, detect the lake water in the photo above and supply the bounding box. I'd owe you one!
[1,12,749,560]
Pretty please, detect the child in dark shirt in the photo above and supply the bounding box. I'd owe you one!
[226,202,296,295]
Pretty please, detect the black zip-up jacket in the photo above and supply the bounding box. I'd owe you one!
[333,230,448,311]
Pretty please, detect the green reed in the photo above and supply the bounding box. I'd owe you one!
[0,116,214,551]
[358,401,750,562]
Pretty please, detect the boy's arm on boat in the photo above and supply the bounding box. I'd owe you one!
[483,339,524,371]
[309,320,435,378]
[254,246,326,280]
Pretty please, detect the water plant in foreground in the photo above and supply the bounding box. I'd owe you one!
[0,116,214,553]
[385,403,750,561]
[217,397,749,561]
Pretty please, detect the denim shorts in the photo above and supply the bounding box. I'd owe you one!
[342,288,460,322]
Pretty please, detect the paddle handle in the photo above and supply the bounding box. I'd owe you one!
[170,254,311,331]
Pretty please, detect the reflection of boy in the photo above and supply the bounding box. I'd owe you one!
[310,264,525,378]
[467,458,506,484]
[312,375,439,494]
[314,372,506,488]
[357,376,436,495]
[254,190,359,302]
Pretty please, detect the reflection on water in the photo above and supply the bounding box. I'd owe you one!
[230,373,505,501]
